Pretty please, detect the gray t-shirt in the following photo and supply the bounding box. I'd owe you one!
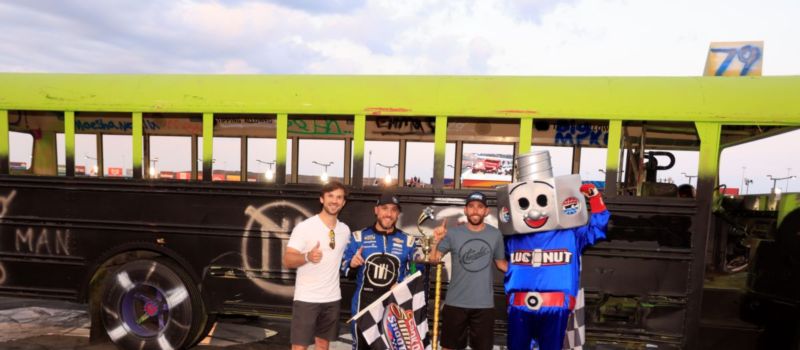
[437,224,505,308]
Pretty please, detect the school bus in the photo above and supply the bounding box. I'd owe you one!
[0,73,798,349]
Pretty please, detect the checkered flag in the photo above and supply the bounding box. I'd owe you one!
[562,288,586,350]
[350,271,430,350]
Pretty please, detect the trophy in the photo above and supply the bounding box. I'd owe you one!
[416,206,436,261]
[414,206,444,350]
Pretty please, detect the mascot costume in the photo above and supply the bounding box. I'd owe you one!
[496,151,609,350]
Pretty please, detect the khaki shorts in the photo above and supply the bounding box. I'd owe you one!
[290,299,341,346]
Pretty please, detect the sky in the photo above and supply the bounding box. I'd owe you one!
[2,0,798,193]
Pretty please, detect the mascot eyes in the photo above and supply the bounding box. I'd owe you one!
[536,195,548,207]
[518,197,530,210]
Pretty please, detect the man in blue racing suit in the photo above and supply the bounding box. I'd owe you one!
[505,183,609,350]
[341,193,418,350]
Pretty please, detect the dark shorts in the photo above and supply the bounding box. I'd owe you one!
[440,304,495,350]
[290,299,341,346]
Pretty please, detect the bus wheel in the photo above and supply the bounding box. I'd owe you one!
[100,258,205,350]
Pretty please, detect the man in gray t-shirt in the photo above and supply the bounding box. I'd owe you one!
[433,191,507,350]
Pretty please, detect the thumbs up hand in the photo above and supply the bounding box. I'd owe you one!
[307,241,323,264]
[433,219,447,244]
[350,247,365,268]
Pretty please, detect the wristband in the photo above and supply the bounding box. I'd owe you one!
[304,252,310,262]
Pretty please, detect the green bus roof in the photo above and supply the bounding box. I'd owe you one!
[0,73,799,124]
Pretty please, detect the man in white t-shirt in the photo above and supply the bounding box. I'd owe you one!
[283,181,351,350]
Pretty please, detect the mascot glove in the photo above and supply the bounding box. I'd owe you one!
[580,183,607,214]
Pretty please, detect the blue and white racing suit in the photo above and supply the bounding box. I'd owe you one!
[341,226,418,350]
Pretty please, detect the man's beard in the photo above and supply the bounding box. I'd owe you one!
[323,203,340,215]
[376,217,396,231]
[467,215,483,226]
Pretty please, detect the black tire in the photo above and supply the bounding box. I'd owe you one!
[186,313,217,348]
[100,258,206,350]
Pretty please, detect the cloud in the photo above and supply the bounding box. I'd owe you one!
[0,0,798,75]
[262,0,367,14]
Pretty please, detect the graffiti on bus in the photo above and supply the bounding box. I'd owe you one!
[0,190,16,219]
[289,119,352,136]
[374,117,435,136]
[75,119,161,132]
[241,200,313,297]
[15,228,72,256]
[554,121,609,146]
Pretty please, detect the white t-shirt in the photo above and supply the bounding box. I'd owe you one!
[287,214,351,303]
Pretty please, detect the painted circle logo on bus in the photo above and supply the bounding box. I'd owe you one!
[0,261,6,285]
[242,201,314,297]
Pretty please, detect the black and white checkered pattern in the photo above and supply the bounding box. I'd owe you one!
[562,288,586,350]
[353,271,430,350]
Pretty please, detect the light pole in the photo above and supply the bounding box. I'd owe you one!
[377,163,398,185]
[682,172,697,186]
[741,166,746,192]
[767,174,795,194]
[744,178,753,194]
[149,157,159,178]
[368,150,372,179]
[313,161,333,183]
[85,154,98,176]
[256,159,276,181]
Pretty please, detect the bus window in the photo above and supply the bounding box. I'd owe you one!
[75,112,134,178]
[359,140,399,187]
[9,131,32,173]
[197,137,241,182]
[580,147,608,182]
[531,145,572,176]
[298,139,345,184]
[76,134,99,177]
[404,142,456,188]
[719,126,800,196]
[532,119,611,183]
[448,117,518,189]
[619,121,700,197]
[248,138,293,182]
[149,136,192,180]
[103,135,133,178]
[9,111,63,176]
[143,113,202,181]
[290,115,351,184]
[461,143,514,189]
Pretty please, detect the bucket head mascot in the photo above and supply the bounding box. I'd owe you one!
[496,151,609,350]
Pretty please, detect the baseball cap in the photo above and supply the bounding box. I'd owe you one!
[466,191,488,206]
[376,193,401,209]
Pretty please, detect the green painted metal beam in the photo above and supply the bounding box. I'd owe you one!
[606,120,622,172]
[697,122,722,210]
[1,74,799,124]
[696,122,722,180]
[518,117,532,155]
[203,112,213,181]
[777,193,799,228]
[0,110,7,174]
[276,113,288,184]
[132,112,143,179]
[433,115,447,189]
[352,114,366,187]
[64,111,75,177]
